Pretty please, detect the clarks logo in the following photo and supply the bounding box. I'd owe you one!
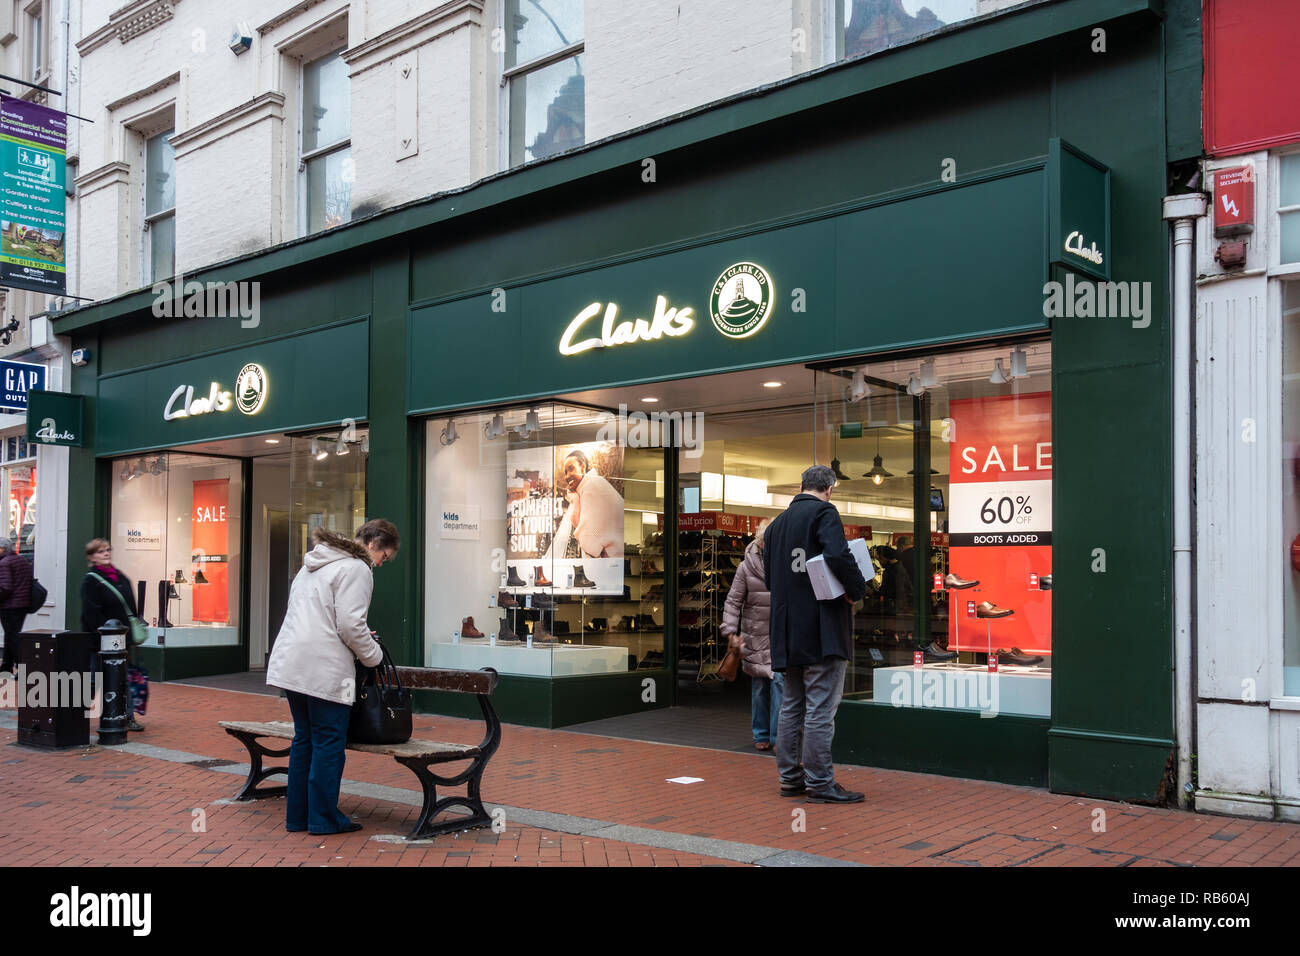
[1064,230,1103,266]
[164,363,269,421]
[559,295,694,356]
[34,416,74,442]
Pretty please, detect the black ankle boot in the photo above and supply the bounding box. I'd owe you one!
[572,565,596,588]
[506,566,526,587]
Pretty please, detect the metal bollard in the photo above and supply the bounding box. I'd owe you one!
[98,620,129,746]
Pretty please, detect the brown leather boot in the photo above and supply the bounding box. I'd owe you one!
[461,616,484,638]
[533,565,552,587]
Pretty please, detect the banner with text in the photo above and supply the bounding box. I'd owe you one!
[948,392,1052,657]
[192,479,230,623]
[0,96,66,294]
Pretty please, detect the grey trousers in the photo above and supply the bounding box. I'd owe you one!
[776,658,848,792]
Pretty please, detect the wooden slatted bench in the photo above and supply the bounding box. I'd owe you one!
[219,666,500,840]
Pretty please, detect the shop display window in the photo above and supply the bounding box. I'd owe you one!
[1282,281,1300,694]
[424,403,666,677]
[110,453,242,648]
[815,342,1053,717]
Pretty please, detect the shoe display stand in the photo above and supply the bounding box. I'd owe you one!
[870,662,1051,717]
[678,530,747,683]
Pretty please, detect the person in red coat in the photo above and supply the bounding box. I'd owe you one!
[0,537,33,673]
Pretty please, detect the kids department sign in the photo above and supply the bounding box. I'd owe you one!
[0,95,67,295]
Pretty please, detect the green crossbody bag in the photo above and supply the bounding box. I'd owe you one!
[89,572,149,646]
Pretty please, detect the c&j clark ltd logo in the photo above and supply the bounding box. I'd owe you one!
[709,262,774,339]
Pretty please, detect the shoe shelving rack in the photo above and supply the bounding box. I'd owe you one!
[545,539,665,670]
[678,531,746,683]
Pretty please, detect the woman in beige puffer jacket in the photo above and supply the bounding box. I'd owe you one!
[721,520,782,751]
[266,519,399,835]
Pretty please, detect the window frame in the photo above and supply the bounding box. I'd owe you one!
[141,127,176,284]
[23,0,43,83]
[1275,147,1300,276]
[499,0,585,169]
[297,47,352,236]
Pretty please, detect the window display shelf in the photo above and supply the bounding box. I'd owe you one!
[429,640,629,677]
[871,663,1049,717]
[142,625,239,648]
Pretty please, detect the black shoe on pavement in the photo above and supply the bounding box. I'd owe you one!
[127,719,144,732]
[806,783,865,804]
[779,781,807,797]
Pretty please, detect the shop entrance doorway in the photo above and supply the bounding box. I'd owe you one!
[557,340,1052,750]
[118,425,369,679]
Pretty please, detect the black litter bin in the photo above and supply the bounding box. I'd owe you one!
[15,630,96,748]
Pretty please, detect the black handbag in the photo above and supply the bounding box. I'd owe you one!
[348,643,412,744]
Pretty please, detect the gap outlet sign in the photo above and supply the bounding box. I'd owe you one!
[0,359,44,411]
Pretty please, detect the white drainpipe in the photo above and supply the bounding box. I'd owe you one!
[1163,192,1206,807]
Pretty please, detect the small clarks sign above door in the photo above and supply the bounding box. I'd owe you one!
[163,362,268,421]
[557,262,775,356]
[1063,230,1104,266]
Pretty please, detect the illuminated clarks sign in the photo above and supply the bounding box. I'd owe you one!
[163,362,268,421]
[559,296,695,356]
[557,262,775,356]
[1063,230,1103,266]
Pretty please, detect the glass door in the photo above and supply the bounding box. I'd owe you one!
[287,428,369,581]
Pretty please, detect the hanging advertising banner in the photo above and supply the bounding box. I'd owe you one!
[505,441,624,594]
[948,392,1052,657]
[0,95,66,294]
[191,479,230,623]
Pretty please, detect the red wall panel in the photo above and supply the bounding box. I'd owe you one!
[1206,0,1300,156]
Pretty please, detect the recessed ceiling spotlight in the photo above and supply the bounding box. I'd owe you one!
[641,396,661,403]
[761,380,785,389]
[264,438,280,444]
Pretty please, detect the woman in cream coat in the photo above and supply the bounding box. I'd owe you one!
[267,519,399,835]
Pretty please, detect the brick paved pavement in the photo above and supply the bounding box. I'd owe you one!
[2,681,1299,867]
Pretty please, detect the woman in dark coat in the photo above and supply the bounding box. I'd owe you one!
[722,519,780,751]
[80,538,145,731]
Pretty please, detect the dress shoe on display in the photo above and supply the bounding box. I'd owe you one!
[923,641,958,662]
[806,783,865,804]
[944,572,979,589]
[999,647,1044,665]
[1038,574,1052,591]
[461,616,484,638]
[572,565,596,588]
[975,601,1014,619]
[499,617,519,642]
[506,566,526,588]
[533,566,552,587]
[498,590,518,608]
[585,618,607,633]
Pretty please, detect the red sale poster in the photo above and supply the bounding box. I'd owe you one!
[947,393,1052,657]
[192,479,230,623]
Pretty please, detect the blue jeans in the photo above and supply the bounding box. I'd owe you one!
[285,690,354,834]
[751,672,785,744]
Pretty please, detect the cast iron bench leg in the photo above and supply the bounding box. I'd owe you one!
[225,729,291,801]
[400,692,502,840]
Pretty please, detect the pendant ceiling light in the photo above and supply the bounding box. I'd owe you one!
[919,357,937,388]
[862,428,893,485]
[990,358,1009,385]
[1010,347,1029,379]
[906,373,924,397]
[847,367,869,403]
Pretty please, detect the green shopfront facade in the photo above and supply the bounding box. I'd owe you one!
[55,0,1198,802]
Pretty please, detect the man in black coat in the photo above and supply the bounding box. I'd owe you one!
[764,464,869,803]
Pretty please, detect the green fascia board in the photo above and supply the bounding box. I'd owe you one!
[53,0,1159,336]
